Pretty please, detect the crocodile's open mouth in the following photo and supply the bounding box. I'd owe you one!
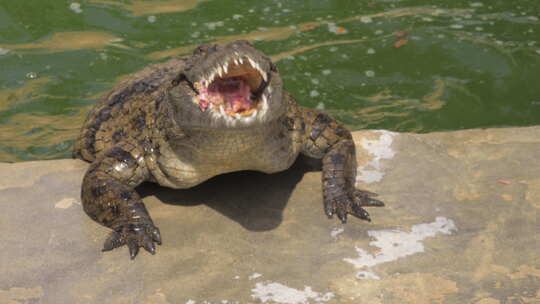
[193,55,269,119]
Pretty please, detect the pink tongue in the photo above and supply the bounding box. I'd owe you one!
[223,87,252,113]
[209,77,253,113]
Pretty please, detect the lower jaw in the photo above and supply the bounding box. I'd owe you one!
[207,102,259,119]
[236,108,256,117]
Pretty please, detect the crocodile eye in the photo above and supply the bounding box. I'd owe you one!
[193,44,218,55]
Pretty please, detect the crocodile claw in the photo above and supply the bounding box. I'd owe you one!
[102,223,162,259]
[324,189,384,224]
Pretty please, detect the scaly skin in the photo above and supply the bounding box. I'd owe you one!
[74,41,383,259]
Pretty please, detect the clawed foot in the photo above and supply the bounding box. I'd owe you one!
[102,223,162,259]
[324,189,384,223]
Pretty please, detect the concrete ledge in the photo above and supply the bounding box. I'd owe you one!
[1,127,539,304]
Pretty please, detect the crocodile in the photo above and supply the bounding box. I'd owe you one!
[73,40,384,259]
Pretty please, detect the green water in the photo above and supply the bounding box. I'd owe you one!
[0,0,539,162]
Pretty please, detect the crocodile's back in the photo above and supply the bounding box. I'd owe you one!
[73,57,186,162]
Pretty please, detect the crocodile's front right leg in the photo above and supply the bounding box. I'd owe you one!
[81,144,161,259]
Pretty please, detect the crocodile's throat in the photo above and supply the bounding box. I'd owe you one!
[193,55,269,121]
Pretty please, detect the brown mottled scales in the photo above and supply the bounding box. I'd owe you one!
[74,41,384,259]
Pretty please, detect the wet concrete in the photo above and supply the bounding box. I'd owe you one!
[1,127,538,304]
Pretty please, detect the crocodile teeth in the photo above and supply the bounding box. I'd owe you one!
[248,58,256,68]
[219,105,227,116]
[260,93,269,115]
[217,66,223,77]
[244,112,256,123]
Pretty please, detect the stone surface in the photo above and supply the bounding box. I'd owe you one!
[1,127,539,304]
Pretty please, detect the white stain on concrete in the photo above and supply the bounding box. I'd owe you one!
[356,130,397,184]
[344,217,457,270]
[249,273,263,280]
[356,271,380,280]
[330,227,344,238]
[252,282,334,304]
[54,198,79,209]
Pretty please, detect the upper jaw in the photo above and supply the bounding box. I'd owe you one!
[198,52,268,88]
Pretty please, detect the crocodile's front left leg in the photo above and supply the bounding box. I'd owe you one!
[81,144,161,259]
[299,108,384,223]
